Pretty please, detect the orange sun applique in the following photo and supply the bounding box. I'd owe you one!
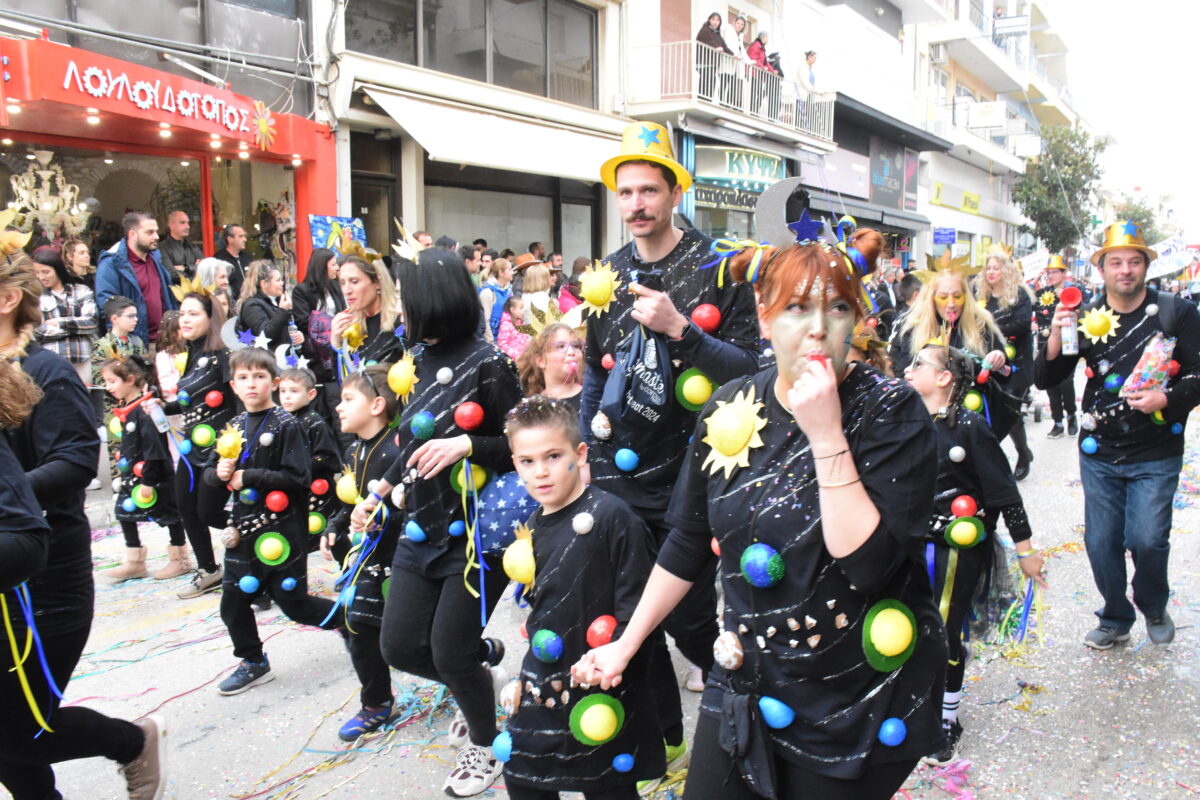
[250,101,277,151]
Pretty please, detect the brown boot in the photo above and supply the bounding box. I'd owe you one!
[108,547,149,583]
[118,714,168,800]
[151,545,193,580]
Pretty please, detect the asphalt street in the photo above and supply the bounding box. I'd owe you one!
[43,385,1200,800]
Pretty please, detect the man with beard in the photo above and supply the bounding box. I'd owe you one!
[95,211,177,345]
[580,121,759,787]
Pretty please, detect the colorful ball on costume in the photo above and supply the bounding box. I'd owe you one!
[675,368,715,411]
[1151,410,1166,426]
[238,575,260,594]
[948,446,966,463]
[587,615,618,649]
[336,473,360,505]
[503,538,536,584]
[121,497,136,513]
[572,513,594,535]
[1004,344,1016,360]
[1167,359,1181,377]
[691,303,721,334]
[1104,373,1124,394]
[308,512,326,534]
[879,718,907,746]
[177,390,190,407]
[612,753,635,773]
[410,411,437,440]
[405,520,427,542]
[740,542,784,588]
[454,402,484,431]
[711,537,721,556]
[531,629,564,663]
[1084,312,1112,339]
[863,601,917,671]
[569,694,625,746]
[177,438,192,456]
[387,358,418,396]
[758,696,795,729]
[1081,436,1098,454]
[614,448,639,472]
[1172,422,1184,435]
[265,490,289,513]
[436,367,454,385]
[492,731,513,763]
[108,417,123,440]
[133,485,157,509]
[191,424,216,447]
[255,532,291,566]
[449,520,466,537]
[239,488,260,505]
[204,390,223,408]
[963,390,983,412]
[950,495,977,518]
[132,460,146,478]
[117,457,131,474]
[449,460,490,494]
[975,369,990,385]
[174,352,188,375]
[601,353,615,370]
[281,577,297,591]
[946,517,985,548]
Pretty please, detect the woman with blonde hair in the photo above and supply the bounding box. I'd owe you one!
[516,322,583,406]
[520,264,552,321]
[236,260,303,351]
[975,245,1036,479]
[330,256,403,366]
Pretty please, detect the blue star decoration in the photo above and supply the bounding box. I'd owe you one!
[787,208,824,243]
[238,328,256,347]
[1119,220,1139,239]
[637,125,660,148]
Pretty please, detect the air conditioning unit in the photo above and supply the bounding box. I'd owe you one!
[930,43,948,65]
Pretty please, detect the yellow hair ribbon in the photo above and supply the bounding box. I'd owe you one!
[2,594,53,732]
[460,462,481,599]
[700,239,771,288]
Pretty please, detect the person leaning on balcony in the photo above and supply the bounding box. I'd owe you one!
[722,13,752,64]
[695,12,733,100]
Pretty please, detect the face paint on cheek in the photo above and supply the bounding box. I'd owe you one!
[567,463,574,472]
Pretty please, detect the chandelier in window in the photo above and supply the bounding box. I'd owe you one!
[7,150,91,237]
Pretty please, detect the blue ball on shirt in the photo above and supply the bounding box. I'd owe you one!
[878,717,907,746]
[1172,422,1184,435]
[238,575,260,594]
[612,753,635,772]
[405,520,427,542]
[177,391,191,407]
[492,730,512,762]
[1080,436,1098,455]
[449,520,466,537]
[121,497,136,513]
[177,439,192,456]
[614,448,639,472]
[280,577,297,591]
[758,696,795,729]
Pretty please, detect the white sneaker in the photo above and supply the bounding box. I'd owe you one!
[446,709,470,749]
[486,664,509,698]
[442,744,502,797]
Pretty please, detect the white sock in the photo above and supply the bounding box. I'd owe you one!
[942,690,962,724]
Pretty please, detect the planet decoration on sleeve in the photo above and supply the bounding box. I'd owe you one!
[675,368,716,411]
[410,410,436,440]
[453,402,484,431]
[569,693,626,746]
[1079,306,1121,344]
[740,542,785,588]
[579,261,622,317]
[191,424,216,448]
[387,353,419,401]
[531,629,564,663]
[945,516,985,548]
[701,387,767,478]
[238,488,260,505]
[863,599,918,672]
[255,532,291,566]
[449,460,490,493]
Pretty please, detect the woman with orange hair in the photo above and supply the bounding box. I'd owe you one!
[573,227,947,799]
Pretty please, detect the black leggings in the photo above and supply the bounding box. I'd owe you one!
[348,624,392,708]
[221,574,338,662]
[174,464,229,572]
[121,520,186,548]
[1047,374,1076,422]
[684,713,918,800]
[0,623,145,800]
[506,783,640,800]
[378,560,507,747]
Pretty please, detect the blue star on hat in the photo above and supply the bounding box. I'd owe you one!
[637,125,661,148]
[787,209,824,243]
[238,328,256,347]
[1119,220,1139,238]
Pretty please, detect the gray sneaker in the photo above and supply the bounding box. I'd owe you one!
[118,714,167,800]
[1147,612,1175,645]
[218,656,274,695]
[1084,626,1131,650]
[177,567,223,599]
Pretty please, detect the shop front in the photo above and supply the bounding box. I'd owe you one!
[0,35,335,276]
[690,144,787,240]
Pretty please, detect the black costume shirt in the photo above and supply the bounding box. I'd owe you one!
[294,405,341,523]
[0,436,52,595]
[351,312,404,369]
[581,229,759,517]
[929,408,1024,542]
[381,336,523,578]
[1035,289,1200,463]
[163,341,237,470]
[114,404,180,526]
[504,487,665,792]
[4,345,99,635]
[657,365,947,779]
[985,290,1034,396]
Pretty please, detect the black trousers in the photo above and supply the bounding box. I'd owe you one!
[0,623,144,800]
[221,574,337,662]
[1047,374,1076,422]
[173,464,229,572]
[347,623,392,708]
[684,713,918,800]
[506,783,640,800]
[121,520,186,548]
[378,560,507,747]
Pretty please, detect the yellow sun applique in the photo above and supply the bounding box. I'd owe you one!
[1079,306,1121,344]
[387,352,419,403]
[342,323,365,351]
[579,260,622,318]
[701,387,767,478]
[215,425,245,461]
[1039,290,1057,307]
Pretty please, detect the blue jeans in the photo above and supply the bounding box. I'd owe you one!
[1078,453,1180,632]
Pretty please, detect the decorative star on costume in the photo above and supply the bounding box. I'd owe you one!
[579,260,622,318]
[701,387,767,478]
[253,332,271,351]
[295,354,310,371]
[636,125,661,147]
[913,250,981,285]
[786,208,824,243]
[1119,220,1139,238]
[237,328,257,347]
[1079,306,1121,344]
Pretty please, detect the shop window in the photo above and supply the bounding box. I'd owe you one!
[548,0,595,107]
[494,0,546,97]
[345,0,418,66]
[207,0,312,117]
[211,158,298,274]
[425,186,551,256]
[424,0,487,83]
[351,135,396,176]
[561,202,594,262]
[73,0,204,78]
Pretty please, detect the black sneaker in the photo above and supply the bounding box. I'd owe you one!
[1067,415,1079,436]
[218,656,274,695]
[1147,612,1175,645]
[481,637,505,667]
[1046,423,1064,439]
[1084,626,1131,650]
[922,719,963,766]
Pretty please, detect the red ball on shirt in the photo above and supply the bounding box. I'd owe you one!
[519,620,529,640]
[1167,360,1181,377]
[711,537,721,556]
[975,369,990,385]
[1085,367,1094,378]
[454,401,484,431]
[587,615,618,649]
[265,490,289,513]
[601,353,615,370]
[132,461,146,478]
[204,390,223,408]
[865,316,879,328]
[950,495,977,518]
[691,303,722,334]
[311,478,330,496]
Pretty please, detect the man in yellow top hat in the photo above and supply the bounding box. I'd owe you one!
[1033,254,1080,437]
[1036,220,1200,650]
[583,121,760,780]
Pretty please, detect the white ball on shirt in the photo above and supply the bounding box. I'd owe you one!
[259,433,274,447]
[1145,304,1159,317]
[948,446,966,463]
[572,512,594,535]
[436,367,454,385]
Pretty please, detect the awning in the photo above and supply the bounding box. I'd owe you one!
[834,93,953,153]
[806,189,931,230]
[362,86,618,184]
[883,208,932,230]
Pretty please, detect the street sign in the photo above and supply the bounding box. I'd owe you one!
[934,227,957,245]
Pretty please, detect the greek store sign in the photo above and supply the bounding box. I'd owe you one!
[695,146,785,186]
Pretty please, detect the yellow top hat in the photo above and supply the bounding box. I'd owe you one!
[600,122,692,193]
[1045,254,1067,271]
[1090,219,1158,266]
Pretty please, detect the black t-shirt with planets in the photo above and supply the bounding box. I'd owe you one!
[114,404,180,526]
[657,364,947,779]
[503,486,665,792]
[295,405,342,522]
[162,341,237,470]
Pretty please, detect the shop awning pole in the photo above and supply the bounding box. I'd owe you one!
[200,157,214,258]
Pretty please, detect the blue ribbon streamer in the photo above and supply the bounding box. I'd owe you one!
[1014,578,1036,642]
[320,507,388,628]
[15,584,64,737]
[925,541,936,590]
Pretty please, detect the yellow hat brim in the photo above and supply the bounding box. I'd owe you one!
[600,153,692,193]
[1089,244,1158,267]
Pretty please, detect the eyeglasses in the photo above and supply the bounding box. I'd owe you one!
[550,341,583,353]
[119,312,139,319]
[908,354,943,372]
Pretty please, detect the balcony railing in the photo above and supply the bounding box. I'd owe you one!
[627,41,835,143]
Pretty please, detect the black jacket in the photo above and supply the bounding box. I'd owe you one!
[238,293,293,350]
[159,236,203,280]
[215,249,252,299]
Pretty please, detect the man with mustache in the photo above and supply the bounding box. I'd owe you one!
[581,122,760,785]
